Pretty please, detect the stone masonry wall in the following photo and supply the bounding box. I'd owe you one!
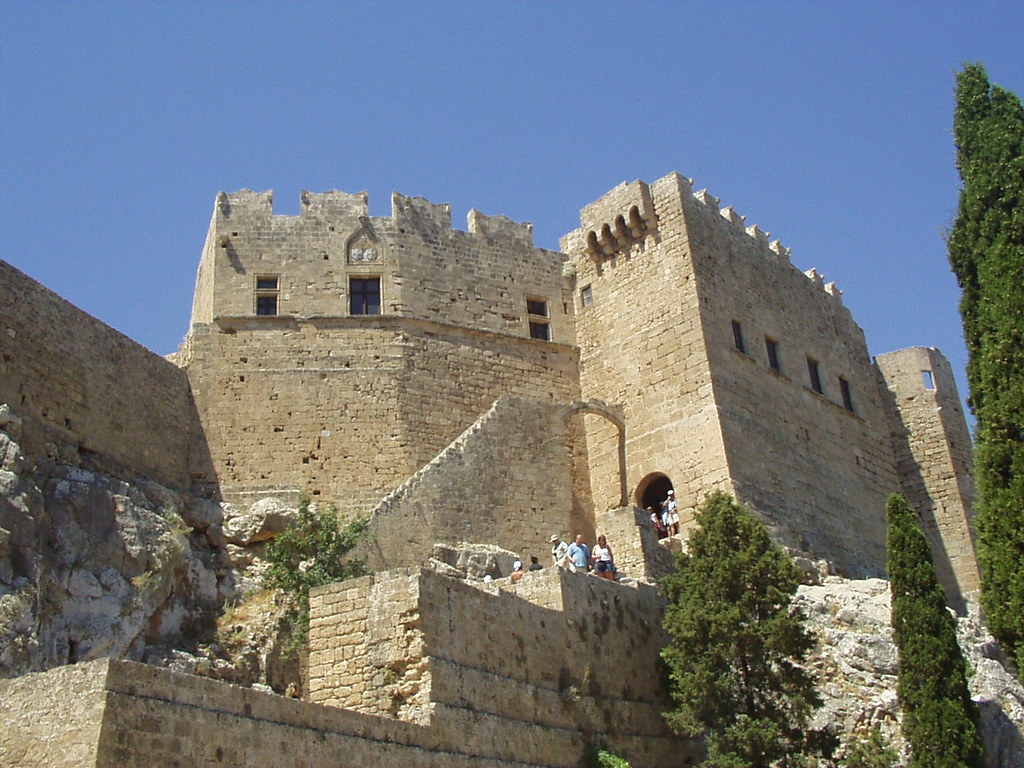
[2,657,585,768]
[309,567,696,768]
[0,259,206,490]
[354,396,576,571]
[679,179,901,577]
[562,175,733,529]
[179,189,580,512]
[189,189,571,343]
[180,318,578,515]
[0,659,107,767]
[875,347,980,610]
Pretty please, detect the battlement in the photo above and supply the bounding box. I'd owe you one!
[208,188,536,249]
[214,189,371,222]
[686,179,845,305]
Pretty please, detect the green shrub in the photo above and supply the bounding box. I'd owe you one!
[263,497,370,653]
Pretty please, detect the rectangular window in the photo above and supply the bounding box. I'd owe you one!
[839,376,854,411]
[255,275,279,316]
[529,321,551,340]
[732,321,746,354]
[350,277,381,315]
[580,285,593,307]
[526,297,551,341]
[766,337,781,373]
[922,370,935,390]
[526,298,548,317]
[807,357,823,394]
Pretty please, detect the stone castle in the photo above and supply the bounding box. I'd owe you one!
[0,172,984,766]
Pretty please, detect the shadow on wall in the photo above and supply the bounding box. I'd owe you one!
[876,381,967,615]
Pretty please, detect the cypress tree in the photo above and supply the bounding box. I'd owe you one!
[660,491,824,767]
[947,62,1024,672]
[887,493,984,768]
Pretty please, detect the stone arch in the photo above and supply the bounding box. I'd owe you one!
[561,400,627,508]
[636,472,674,514]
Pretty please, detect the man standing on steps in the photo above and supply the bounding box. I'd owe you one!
[550,534,569,568]
[567,534,591,573]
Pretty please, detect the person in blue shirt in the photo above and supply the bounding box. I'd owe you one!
[566,534,591,572]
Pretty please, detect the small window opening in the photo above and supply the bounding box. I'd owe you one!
[526,298,548,317]
[766,337,781,373]
[255,275,279,316]
[732,321,746,354]
[526,297,551,341]
[580,285,593,307]
[807,357,823,394]
[922,370,935,390]
[350,277,381,315]
[529,321,551,340]
[839,376,854,411]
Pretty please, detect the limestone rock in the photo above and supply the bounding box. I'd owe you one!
[430,541,521,580]
[223,498,298,546]
[0,424,233,678]
[797,578,1024,767]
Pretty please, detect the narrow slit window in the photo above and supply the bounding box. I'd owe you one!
[839,376,854,411]
[732,321,746,354]
[807,357,823,394]
[766,337,781,373]
[922,370,935,390]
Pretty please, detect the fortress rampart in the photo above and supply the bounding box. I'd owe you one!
[307,566,694,767]
[0,260,209,490]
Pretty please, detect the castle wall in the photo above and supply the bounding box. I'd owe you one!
[678,182,901,577]
[0,658,565,768]
[180,190,579,513]
[355,396,576,571]
[0,259,206,490]
[875,347,980,609]
[0,660,106,767]
[190,189,571,343]
[562,176,732,526]
[181,318,578,515]
[309,567,696,768]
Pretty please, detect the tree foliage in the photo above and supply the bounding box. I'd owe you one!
[263,497,370,650]
[886,494,984,768]
[841,729,899,768]
[660,491,825,768]
[947,62,1024,671]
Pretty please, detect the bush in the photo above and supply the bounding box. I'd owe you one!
[263,497,370,652]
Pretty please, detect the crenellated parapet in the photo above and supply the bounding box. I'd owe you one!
[467,209,534,246]
[686,179,845,307]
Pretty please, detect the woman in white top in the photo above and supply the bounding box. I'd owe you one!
[592,534,615,580]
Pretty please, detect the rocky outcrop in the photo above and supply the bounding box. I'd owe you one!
[0,407,298,687]
[797,577,1024,767]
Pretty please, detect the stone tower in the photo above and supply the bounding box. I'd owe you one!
[562,173,902,578]
[876,347,980,610]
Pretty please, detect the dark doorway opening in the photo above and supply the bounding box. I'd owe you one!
[637,473,674,512]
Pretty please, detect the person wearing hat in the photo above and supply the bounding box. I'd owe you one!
[550,534,569,569]
[511,560,525,583]
[664,489,679,536]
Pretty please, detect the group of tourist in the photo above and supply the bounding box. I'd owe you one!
[509,555,543,582]
[548,533,617,580]
[648,488,679,539]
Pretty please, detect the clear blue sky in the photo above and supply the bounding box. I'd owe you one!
[2,2,1022,418]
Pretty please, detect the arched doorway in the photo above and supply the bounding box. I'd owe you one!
[636,472,674,513]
